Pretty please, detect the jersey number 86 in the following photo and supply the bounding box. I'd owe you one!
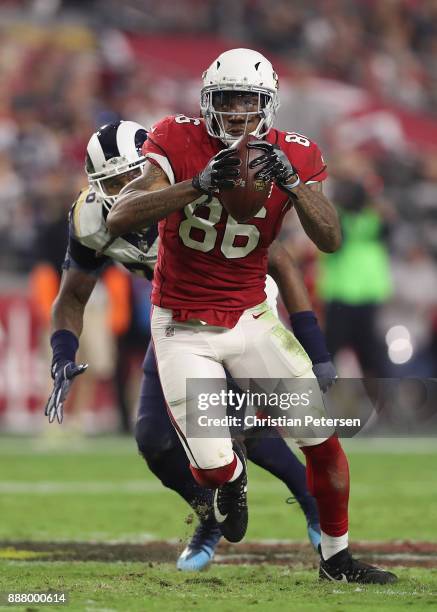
[179,197,266,259]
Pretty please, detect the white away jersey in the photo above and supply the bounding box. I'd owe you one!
[66,186,158,278]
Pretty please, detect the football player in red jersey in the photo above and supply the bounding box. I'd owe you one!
[107,49,396,584]
[45,121,327,572]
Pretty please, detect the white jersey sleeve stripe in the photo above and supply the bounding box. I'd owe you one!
[145,152,175,185]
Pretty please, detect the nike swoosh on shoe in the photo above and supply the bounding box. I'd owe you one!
[213,495,227,523]
[320,566,348,582]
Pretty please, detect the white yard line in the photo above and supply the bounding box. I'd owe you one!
[0,436,436,455]
[341,438,437,454]
[0,480,163,494]
[0,479,432,495]
[0,437,136,455]
[0,480,314,494]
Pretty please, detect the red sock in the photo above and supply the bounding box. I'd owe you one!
[190,454,237,488]
[301,436,349,537]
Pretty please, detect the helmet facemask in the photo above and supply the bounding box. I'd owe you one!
[87,156,146,213]
[201,86,279,145]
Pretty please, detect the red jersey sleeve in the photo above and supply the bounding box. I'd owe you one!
[276,131,327,184]
[142,115,207,185]
[142,115,178,184]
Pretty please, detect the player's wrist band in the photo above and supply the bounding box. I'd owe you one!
[50,329,79,367]
[284,174,301,189]
[191,176,214,205]
[289,311,331,365]
[192,175,210,195]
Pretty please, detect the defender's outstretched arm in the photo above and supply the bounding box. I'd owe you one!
[52,268,97,336]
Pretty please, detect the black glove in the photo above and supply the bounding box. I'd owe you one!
[312,360,338,393]
[247,141,300,191]
[44,360,88,424]
[192,149,240,195]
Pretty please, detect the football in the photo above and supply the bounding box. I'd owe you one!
[219,134,271,222]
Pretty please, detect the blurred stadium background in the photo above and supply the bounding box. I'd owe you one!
[1,3,437,608]
[1,0,437,434]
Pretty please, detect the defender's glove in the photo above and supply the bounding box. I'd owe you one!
[192,149,240,195]
[44,330,87,424]
[312,360,338,394]
[45,361,88,424]
[247,141,300,192]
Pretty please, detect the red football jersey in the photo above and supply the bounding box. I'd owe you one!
[143,115,327,328]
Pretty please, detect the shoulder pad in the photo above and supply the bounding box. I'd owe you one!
[142,115,206,184]
[70,186,105,239]
[144,114,204,151]
[275,130,327,184]
[275,129,321,152]
[147,114,202,136]
[146,114,176,140]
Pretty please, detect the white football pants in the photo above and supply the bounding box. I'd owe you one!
[151,301,331,470]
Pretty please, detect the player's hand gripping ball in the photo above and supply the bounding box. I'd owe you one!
[218,134,272,222]
[192,149,241,195]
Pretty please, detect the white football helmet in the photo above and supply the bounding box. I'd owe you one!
[200,48,280,144]
[85,120,148,211]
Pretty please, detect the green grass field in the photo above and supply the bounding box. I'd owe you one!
[0,435,436,610]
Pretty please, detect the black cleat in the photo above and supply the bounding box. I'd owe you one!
[213,442,248,543]
[319,548,398,584]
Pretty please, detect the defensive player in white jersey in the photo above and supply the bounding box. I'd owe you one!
[107,49,397,583]
[45,121,342,571]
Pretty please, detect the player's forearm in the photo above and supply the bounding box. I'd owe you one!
[107,180,200,236]
[51,294,86,338]
[291,183,342,253]
[267,242,312,313]
[51,270,96,338]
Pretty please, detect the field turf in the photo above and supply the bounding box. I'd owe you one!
[0,435,436,610]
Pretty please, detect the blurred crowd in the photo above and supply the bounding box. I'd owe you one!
[1,0,437,430]
[57,0,437,115]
